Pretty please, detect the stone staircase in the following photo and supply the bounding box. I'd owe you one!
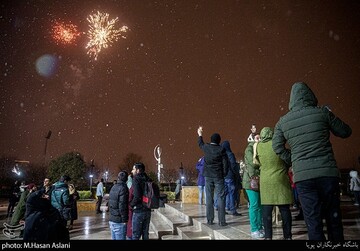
[149,203,193,239]
[150,202,244,240]
[150,202,327,240]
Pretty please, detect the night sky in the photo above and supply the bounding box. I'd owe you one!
[1,1,359,176]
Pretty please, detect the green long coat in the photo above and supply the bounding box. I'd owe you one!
[10,190,29,225]
[257,127,293,205]
[242,141,260,190]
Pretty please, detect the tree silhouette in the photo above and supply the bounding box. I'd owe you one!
[48,152,87,189]
[118,152,143,172]
[0,156,17,186]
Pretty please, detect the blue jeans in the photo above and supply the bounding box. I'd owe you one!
[225,178,236,213]
[296,177,344,241]
[132,210,151,240]
[109,221,127,240]
[198,185,206,204]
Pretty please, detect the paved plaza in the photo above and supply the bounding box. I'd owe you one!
[0,196,359,243]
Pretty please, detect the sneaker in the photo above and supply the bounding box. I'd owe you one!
[354,203,359,206]
[251,231,265,239]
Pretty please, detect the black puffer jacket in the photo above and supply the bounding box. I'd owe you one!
[272,82,352,183]
[109,176,129,223]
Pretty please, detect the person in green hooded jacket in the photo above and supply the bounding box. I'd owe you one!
[272,82,352,241]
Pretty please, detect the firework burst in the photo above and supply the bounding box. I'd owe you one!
[51,21,81,45]
[86,11,128,60]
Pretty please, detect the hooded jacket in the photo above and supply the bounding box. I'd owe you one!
[196,156,206,186]
[242,141,260,190]
[272,82,352,183]
[221,141,238,181]
[257,127,293,205]
[130,172,152,211]
[51,181,70,211]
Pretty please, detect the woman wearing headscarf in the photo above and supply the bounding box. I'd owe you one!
[256,127,293,240]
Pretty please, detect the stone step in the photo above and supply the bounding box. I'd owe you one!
[155,207,190,233]
[148,225,159,240]
[183,231,212,240]
[162,203,191,220]
[177,225,212,240]
[161,234,182,240]
[150,210,174,239]
[191,215,251,240]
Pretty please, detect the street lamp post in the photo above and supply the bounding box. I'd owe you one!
[104,171,109,183]
[90,159,94,192]
[44,130,52,166]
[179,163,185,186]
[154,144,162,183]
[89,174,93,192]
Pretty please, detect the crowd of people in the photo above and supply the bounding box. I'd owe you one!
[5,175,79,241]
[4,82,357,241]
[195,82,353,241]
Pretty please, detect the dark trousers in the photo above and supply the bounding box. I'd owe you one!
[205,177,226,224]
[296,177,344,241]
[96,196,103,213]
[132,210,151,240]
[7,199,17,216]
[353,191,360,206]
[262,204,292,239]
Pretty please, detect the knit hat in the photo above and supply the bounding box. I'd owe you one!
[210,133,221,144]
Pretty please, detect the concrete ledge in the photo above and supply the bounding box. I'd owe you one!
[77,200,96,212]
[181,186,247,205]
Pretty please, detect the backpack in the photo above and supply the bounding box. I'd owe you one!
[142,181,160,209]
